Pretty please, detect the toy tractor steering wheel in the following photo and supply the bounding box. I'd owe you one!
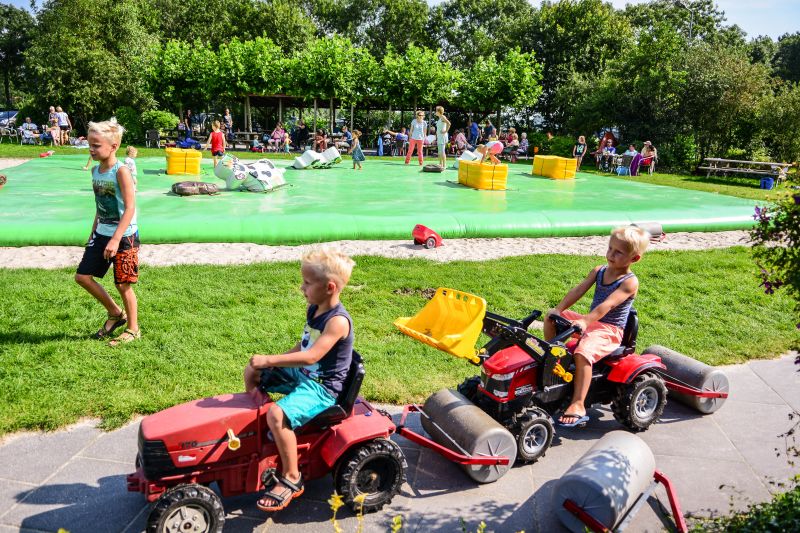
[547,312,582,341]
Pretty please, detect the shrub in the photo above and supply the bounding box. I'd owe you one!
[141,109,180,135]
[547,135,575,157]
[691,479,800,532]
[114,106,144,144]
[657,134,697,171]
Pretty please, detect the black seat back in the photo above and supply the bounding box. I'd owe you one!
[301,350,364,430]
[618,308,639,355]
[338,350,365,414]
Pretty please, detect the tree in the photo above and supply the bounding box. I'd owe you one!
[773,33,800,83]
[0,4,34,108]
[530,0,634,130]
[455,48,542,113]
[26,0,158,128]
[216,37,286,100]
[623,0,725,44]
[759,82,800,165]
[427,0,535,70]
[239,0,318,54]
[378,44,459,111]
[748,35,777,67]
[150,40,219,110]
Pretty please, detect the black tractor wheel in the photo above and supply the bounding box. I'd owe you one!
[335,438,407,513]
[611,373,667,432]
[147,483,225,533]
[457,375,481,403]
[514,407,554,463]
[424,236,437,249]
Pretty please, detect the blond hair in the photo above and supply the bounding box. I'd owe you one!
[126,145,138,157]
[435,106,444,114]
[302,246,355,288]
[611,226,650,256]
[212,120,221,130]
[87,118,125,145]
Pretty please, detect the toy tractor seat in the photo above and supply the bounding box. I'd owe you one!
[304,350,365,429]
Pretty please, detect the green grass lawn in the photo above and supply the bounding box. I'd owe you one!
[580,167,793,201]
[1,248,797,435]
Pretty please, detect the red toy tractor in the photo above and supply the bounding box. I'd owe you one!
[395,288,728,469]
[127,352,408,532]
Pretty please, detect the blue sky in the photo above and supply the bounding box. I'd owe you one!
[5,0,798,40]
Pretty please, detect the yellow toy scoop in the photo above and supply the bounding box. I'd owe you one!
[394,287,487,364]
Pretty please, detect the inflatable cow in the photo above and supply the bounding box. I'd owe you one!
[214,154,287,193]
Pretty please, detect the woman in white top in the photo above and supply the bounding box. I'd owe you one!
[405,111,427,165]
[435,106,451,169]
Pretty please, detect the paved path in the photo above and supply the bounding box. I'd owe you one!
[0,354,797,533]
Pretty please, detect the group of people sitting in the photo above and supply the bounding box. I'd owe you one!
[573,135,657,175]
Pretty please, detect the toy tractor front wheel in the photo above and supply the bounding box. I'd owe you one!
[611,373,667,432]
[146,483,224,533]
[514,407,554,463]
[335,438,407,513]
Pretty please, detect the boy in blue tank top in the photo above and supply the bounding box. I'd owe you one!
[74,118,140,346]
[244,247,356,512]
[544,226,650,427]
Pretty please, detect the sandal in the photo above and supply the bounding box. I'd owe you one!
[256,474,304,512]
[558,413,590,428]
[95,311,127,339]
[108,328,140,347]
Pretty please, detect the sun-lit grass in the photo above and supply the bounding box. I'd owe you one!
[1,248,797,435]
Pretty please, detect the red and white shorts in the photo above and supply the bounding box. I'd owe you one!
[560,310,623,364]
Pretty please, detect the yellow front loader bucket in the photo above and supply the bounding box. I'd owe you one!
[394,287,487,364]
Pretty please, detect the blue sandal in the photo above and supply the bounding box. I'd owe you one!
[558,413,589,428]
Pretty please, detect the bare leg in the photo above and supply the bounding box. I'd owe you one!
[560,354,592,421]
[116,283,138,331]
[75,274,123,326]
[259,405,302,507]
[244,364,260,393]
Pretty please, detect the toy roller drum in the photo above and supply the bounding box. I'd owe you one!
[553,431,656,532]
[421,388,516,483]
[643,345,729,414]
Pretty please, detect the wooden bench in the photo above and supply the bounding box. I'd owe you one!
[698,158,791,183]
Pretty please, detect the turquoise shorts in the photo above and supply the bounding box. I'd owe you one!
[259,367,336,429]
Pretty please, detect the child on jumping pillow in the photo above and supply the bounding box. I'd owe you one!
[205,120,226,167]
[349,129,365,170]
[476,140,504,164]
[75,118,140,346]
[244,247,355,512]
[544,225,650,427]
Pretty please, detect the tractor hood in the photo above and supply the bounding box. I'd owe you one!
[138,392,266,477]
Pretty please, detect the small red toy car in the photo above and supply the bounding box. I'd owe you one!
[412,224,442,249]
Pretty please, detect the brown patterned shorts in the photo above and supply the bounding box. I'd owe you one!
[77,232,140,284]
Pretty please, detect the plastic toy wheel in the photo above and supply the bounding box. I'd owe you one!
[335,438,407,513]
[611,373,667,432]
[146,483,224,533]
[514,407,553,463]
[424,236,437,249]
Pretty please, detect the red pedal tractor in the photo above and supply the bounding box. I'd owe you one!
[127,352,407,532]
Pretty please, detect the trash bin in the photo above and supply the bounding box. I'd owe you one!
[760,177,775,190]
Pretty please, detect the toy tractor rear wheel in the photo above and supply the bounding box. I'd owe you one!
[611,373,667,432]
[335,438,407,513]
[146,483,224,533]
[513,407,554,463]
[457,375,481,403]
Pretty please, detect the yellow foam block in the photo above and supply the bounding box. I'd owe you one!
[457,159,508,190]
[166,147,202,176]
[532,155,577,180]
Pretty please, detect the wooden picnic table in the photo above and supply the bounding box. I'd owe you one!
[231,131,261,150]
[698,158,791,183]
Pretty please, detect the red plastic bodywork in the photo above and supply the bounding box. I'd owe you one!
[412,224,442,247]
[603,353,665,384]
[126,392,395,502]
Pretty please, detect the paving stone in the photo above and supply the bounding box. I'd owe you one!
[713,400,799,487]
[638,404,739,461]
[3,457,147,533]
[653,455,771,518]
[0,422,101,485]
[0,479,36,519]
[80,419,140,464]
[749,354,800,412]
[718,364,785,406]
